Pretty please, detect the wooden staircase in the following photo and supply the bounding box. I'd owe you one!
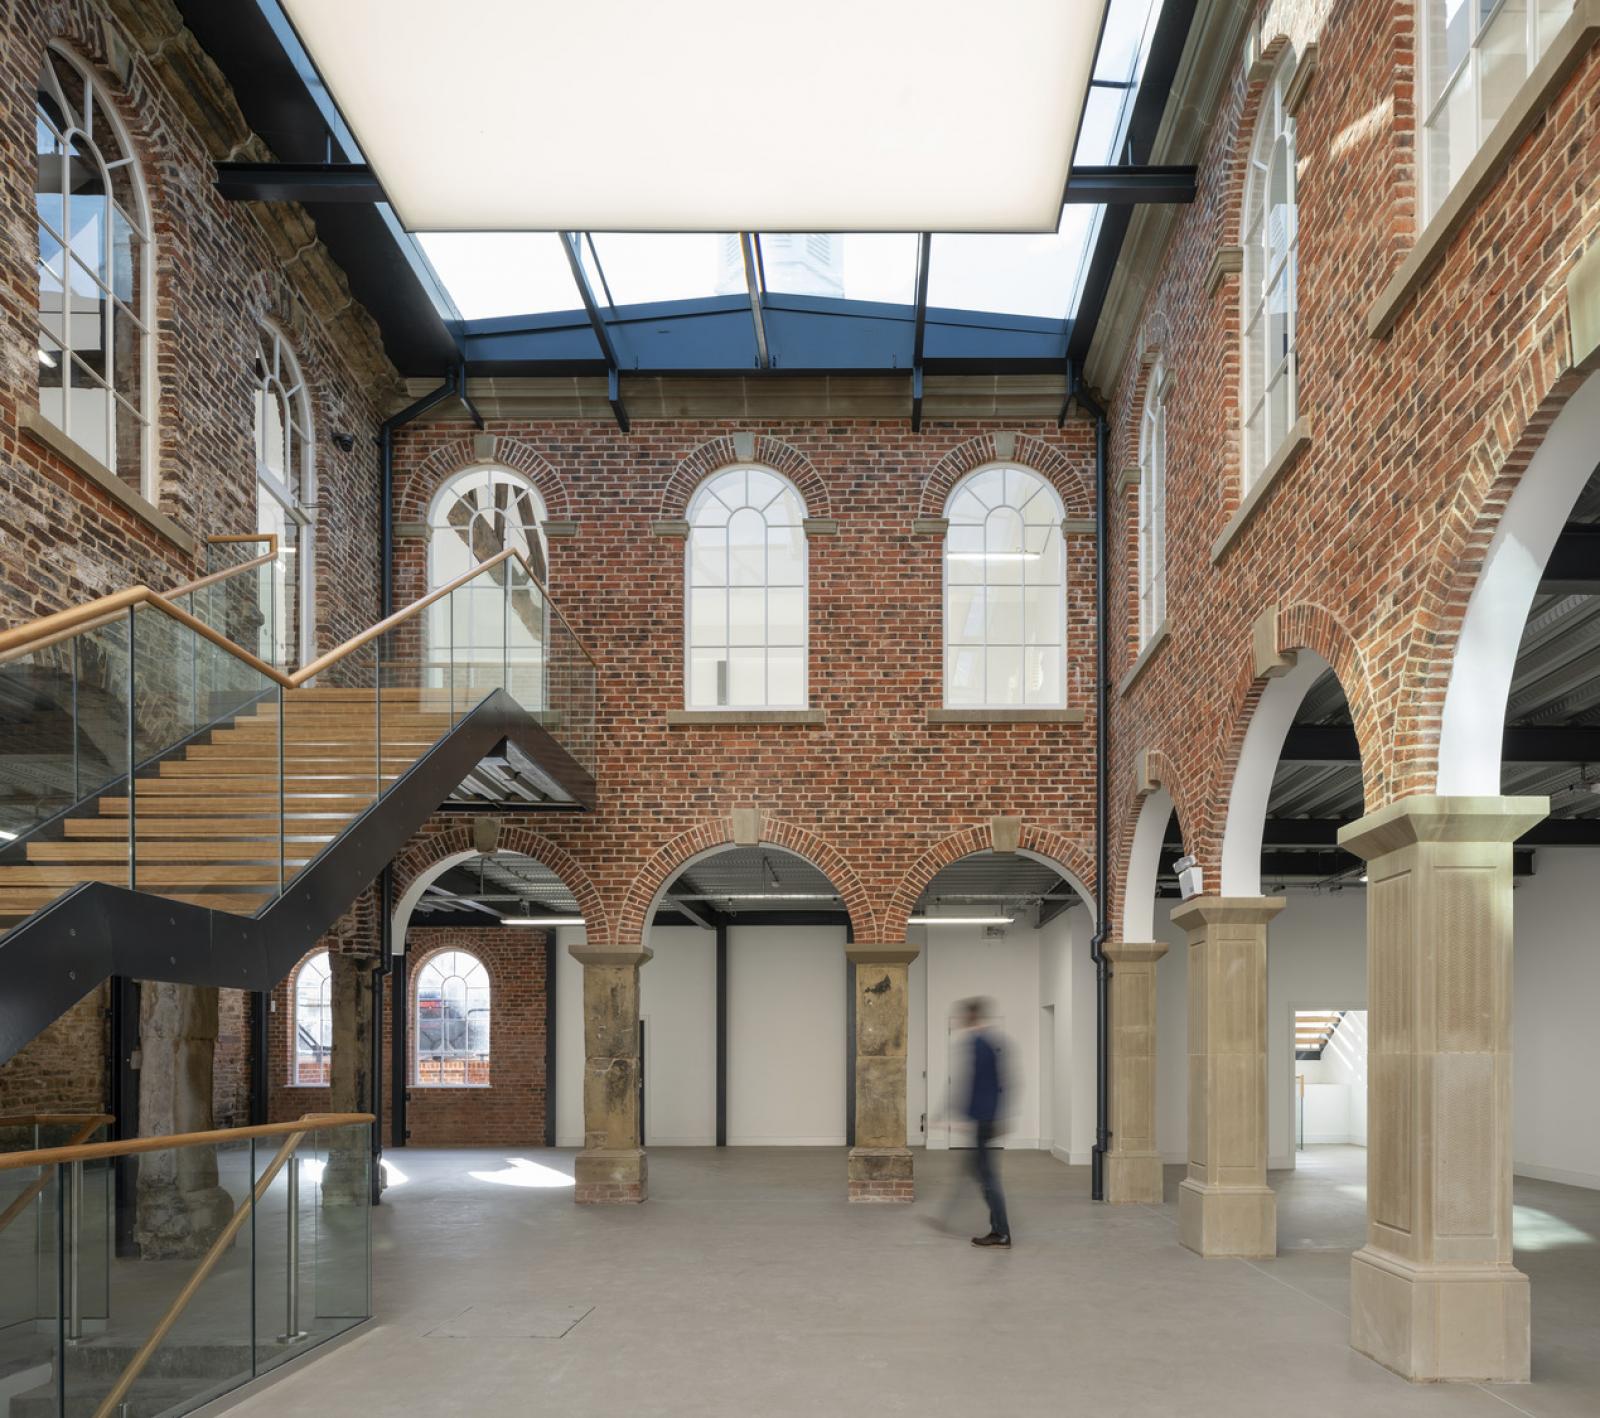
[0,687,455,932]
[1294,1010,1346,1059]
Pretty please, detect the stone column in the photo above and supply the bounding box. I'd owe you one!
[135,983,234,1259]
[1339,795,1545,1383]
[1104,940,1168,1205]
[322,950,376,1206]
[846,945,917,1202]
[1170,896,1284,1258]
[572,945,649,1204]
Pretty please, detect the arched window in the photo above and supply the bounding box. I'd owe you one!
[292,950,332,1086]
[427,467,550,700]
[254,326,314,669]
[1138,363,1169,647]
[35,45,152,496]
[943,466,1066,708]
[685,466,808,709]
[1240,53,1298,490]
[414,949,492,1086]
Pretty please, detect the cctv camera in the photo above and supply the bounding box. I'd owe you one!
[331,432,356,453]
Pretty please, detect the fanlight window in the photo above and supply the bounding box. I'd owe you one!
[685,467,808,709]
[943,466,1066,707]
[254,326,314,669]
[292,950,332,1086]
[35,45,152,494]
[1240,53,1298,489]
[1138,365,1168,647]
[415,950,491,1086]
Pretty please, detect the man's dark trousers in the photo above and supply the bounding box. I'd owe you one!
[972,1121,1009,1238]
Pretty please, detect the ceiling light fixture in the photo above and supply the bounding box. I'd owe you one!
[37,348,56,368]
[907,915,1016,927]
[946,551,1042,562]
[0,829,17,842]
[501,916,585,927]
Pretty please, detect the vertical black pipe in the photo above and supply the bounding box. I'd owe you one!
[843,918,855,1149]
[108,976,139,1256]
[248,990,268,1126]
[369,963,383,1205]
[714,923,727,1147]
[391,930,408,1149]
[543,933,557,1148]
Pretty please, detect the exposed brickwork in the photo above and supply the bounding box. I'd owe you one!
[212,987,251,1129]
[0,985,107,1114]
[1100,0,1600,929]
[848,1180,915,1203]
[574,1182,644,1205]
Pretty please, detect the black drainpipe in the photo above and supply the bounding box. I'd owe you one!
[1072,362,1113,1203]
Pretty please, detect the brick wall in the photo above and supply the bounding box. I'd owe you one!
[0,986,107,1115]
[1099,0,1600,926]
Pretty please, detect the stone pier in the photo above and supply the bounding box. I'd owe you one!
[1104,939,1168,1205]
[846,945,917,1202]
[572,945,649,1204]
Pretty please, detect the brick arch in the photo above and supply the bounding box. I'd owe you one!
[1223,34,1299,235]
[885,824,1096,932]
[391,824,610,945]
[396,436,574,524]
[1108,748,1196,917]
[617,815,875,944]
[917,435,1093,520]
[657,436,830,520]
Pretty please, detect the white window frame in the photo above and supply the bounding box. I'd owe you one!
[426,465,550,588]
[254,324,315,670]
[1138,363,1169,647]
[413,949,492,1088]
[35,43,155,499]
[1240,52,1299,492]
[941,463,1068,709]
[291,950,332,1088]
[1419,0,1574,225]
[683,465,810,711]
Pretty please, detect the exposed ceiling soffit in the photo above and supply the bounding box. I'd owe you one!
[1084,0,1259,393]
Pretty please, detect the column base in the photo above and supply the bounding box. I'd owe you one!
[574,1147,647,1205]
[847,1146,914,1202]
[1105,1150,1165,1205]
[1178,1178,1276,1257]
[1351,1246,1530,1383]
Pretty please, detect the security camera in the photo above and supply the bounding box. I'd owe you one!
[331,432,356,453]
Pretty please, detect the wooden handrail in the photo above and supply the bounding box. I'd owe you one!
[0,1111,373,1172]
[90,1112,371,1418]
[0,1114,114,1238]
[0,1111,115,1130]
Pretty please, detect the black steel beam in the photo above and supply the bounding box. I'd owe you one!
[739,233,769,370]
[560,232,629,431]
[1282,723,1600,764]
[1156,847,1535,879]
[216,160,384,203]
[715,923,727,1148]
[1063,164,1197,204]
[1181,816,1600,849]
[910,233,932,432]
[544,934,558,1148]
[1538,522,1600,595]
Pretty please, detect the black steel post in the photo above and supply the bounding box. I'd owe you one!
[249,991,268,1126]
[107,976,139,1255]
[391,924,408,1149]
[714,923,727,1147]
[543,933,557,1148]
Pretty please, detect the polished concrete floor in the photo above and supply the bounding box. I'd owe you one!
[208,1145,1600,1418]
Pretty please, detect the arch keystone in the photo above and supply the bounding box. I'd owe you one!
[989,816,1022,854]
[731,807,762,846]
[1252,605,1297,679]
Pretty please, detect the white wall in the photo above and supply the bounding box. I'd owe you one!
[726,924,847,1145]
[1038,909,1095,1164]
[907,947,928,1146]
[1513,849,1600,1189]
[554,925,585,1147]
[641,927,716,1144]
[1295,1011,1368,1146]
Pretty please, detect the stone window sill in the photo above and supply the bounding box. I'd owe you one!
[1367,0,1600,338]
[1210,419,1312,565]
[926,708,1086,724]
[409,1084,492,1092]
[666,708,826,726]
[20,407,197,555]
[1117,619,1170,698]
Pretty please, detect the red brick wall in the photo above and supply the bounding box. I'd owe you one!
[0,986,107,1115]
[1099,0,1600,926]
[388,424,1103,943]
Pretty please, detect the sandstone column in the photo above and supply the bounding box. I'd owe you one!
[572,945,649,1204]
[322,949,377,1205]
[1104,940,1168,1204]
[846,945,917,1202]
[135,983,234,1258]
[1170,896,1283,1257]
[1339,795,1545,1383]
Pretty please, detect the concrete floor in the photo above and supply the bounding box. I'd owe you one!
[207,1144,1600,1418]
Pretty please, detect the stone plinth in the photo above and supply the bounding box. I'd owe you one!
[1170,896,1284,1258]
[846,945,918,1202]
[571,945,651,1204]
[1340,796,1546,1382]
[1104,940,1169,1205]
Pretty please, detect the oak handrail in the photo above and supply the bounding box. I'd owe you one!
[0,1111,373,1172]
[0,1113,114,1238]
[89,1112,372,1418]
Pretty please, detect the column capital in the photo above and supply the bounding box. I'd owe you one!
[568,944,653,968]
[1170,896,1285,931]
[1337,794,1548,861]
[846,944,920,966]
[1103,939,1169,964]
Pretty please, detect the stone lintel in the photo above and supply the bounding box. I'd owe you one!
[651,519,691,537]
[568,945,652,968]
[544,519,579,538]
[1337,795,1549,861]
[1170,895,1285,932]
[1103,939,1169,964]
[1061,517,1095,534]
[911,517,949,535]
[846,945,920,966]
[393,521,428,540]
[802,517,840,536]
[990,815,1023,854]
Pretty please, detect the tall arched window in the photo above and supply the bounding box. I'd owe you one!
[1138,363,1169,647]
[292,950,332,1086]
[943,466,1066,708]
[254,326,314,669]
[427,467,550,700]
[1240,53,1298,490]
[415,950,491,1086]
[685,467,808,709]
[35,45,152,495]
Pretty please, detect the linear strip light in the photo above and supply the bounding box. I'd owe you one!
[906,915,1016,926]
[946,552,1041,562]
[501,916,585,927]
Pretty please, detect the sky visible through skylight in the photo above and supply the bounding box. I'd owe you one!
[417,0,1159,325]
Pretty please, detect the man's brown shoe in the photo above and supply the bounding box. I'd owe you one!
[971,1232,1011,1248]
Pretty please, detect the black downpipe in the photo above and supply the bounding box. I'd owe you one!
[1073,364,1113,1203]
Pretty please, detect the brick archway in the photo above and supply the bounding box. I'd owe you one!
[885,823,1096,932]
[917,434,1093,520]
[618,815,875,944]
[657,436,830,521]
[1110,748,1196,942]
[395,436,573,524]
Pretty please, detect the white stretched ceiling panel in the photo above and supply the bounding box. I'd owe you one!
[279,0,1106,233]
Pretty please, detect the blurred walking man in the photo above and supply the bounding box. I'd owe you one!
[962,998,1010,1248]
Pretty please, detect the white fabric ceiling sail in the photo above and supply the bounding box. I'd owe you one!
[279,0,1106,233]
